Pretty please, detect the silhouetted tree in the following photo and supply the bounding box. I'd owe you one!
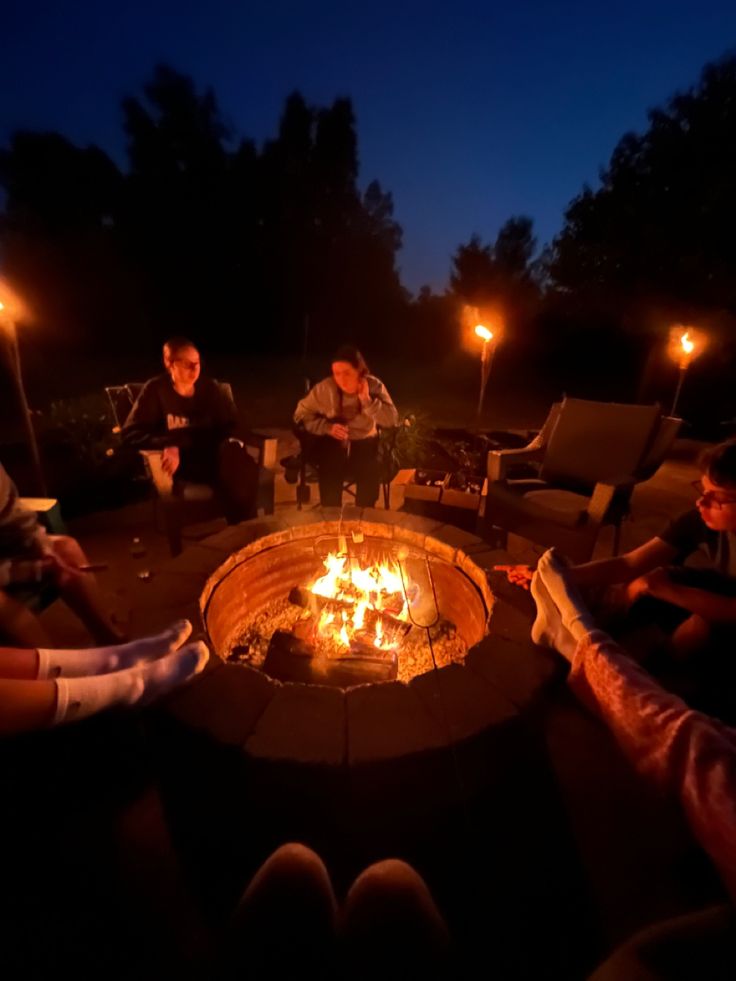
[494,216,536,279]
[551,54,736,319]
[450,216,538,303]
[0,66,409,358]
[260,92,406,353]
[449,234,495,304]
[0,132,129,344]
[120,64,237,341]
[449,217,540,348]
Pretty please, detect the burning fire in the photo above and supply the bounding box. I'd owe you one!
[307,551,410,653]
[475,324,493,342]
[668,324,705,368]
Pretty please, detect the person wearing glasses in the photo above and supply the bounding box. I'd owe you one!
[497,440,736,715]
[122,337,258,523]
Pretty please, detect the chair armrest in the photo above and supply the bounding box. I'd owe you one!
[240,431,279,468]
[140,450,174,498]
[586,476,636,524]
[486,403,561,482]
[487,445,545,482]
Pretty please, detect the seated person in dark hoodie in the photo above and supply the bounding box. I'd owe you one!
[123,337,258,522]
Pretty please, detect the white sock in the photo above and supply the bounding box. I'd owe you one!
[37,620,192,679]
[531,570,578,661]
[52,642,209,726]
[536,549,597,642]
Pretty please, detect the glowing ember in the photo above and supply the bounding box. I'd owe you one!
[475,324,493,342]
[307,551,411,652]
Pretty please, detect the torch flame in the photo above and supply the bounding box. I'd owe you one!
[668,325,705,369]
[475,324,493,342]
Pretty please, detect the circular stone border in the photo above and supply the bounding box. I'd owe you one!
[138,506,563,769]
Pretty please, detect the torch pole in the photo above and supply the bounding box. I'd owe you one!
[476,342,495,421]
[670,362,688,418]
[5,323,47,495]
[476,343,487,418]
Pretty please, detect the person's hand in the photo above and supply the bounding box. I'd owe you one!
[45,543,86,584]
[329,423,349,441]
[624,576,650,604]
[625,568,672,604]
[161,446,180,476]
[494,564,534,590]
[357,377,371,404]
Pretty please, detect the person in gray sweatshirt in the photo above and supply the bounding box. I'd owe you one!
[294,346,398,507]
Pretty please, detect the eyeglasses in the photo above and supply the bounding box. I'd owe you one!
[691,480,736,509]
[174,359,200,370]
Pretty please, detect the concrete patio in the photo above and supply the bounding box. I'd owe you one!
[22,435,726,979]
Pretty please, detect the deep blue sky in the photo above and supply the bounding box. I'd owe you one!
[2,1,735,292]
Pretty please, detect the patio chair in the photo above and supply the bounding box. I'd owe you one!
[481,397,680,562]
[105,383,277,556]
[290,423,398,510]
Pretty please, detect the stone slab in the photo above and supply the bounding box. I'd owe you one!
[199,517,290,554]
[465,633,564,710]
[161,662,279,746]
[346,681,445,765]
[245,684,346,766]
[410,663,518,744]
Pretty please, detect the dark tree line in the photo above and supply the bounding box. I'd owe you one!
[2,54,736,403]
[0,66,406,356]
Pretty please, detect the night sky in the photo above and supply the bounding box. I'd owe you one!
[3,0,736,292]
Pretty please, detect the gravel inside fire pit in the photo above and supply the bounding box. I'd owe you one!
[227,597,468,683]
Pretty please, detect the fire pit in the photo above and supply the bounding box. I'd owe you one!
[131,507,561,774]
[202,517,493,688]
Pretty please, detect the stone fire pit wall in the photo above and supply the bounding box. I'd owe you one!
[143,507,563,912]
[200,518,495,668]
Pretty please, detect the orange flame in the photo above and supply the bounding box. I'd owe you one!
[308,551,409,652]
[475,324,493,342]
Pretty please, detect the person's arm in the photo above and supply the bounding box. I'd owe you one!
[0,464,47,557]
[359,377,399,428]
[294,382,332,436]
[640,571,736,622]
[495,537,676,591]
[570,538,678,587]
[122,381,179,449]
[569,631,736,903]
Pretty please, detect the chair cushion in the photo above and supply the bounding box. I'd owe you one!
[523,488,589,525]
[485,481,586,529]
